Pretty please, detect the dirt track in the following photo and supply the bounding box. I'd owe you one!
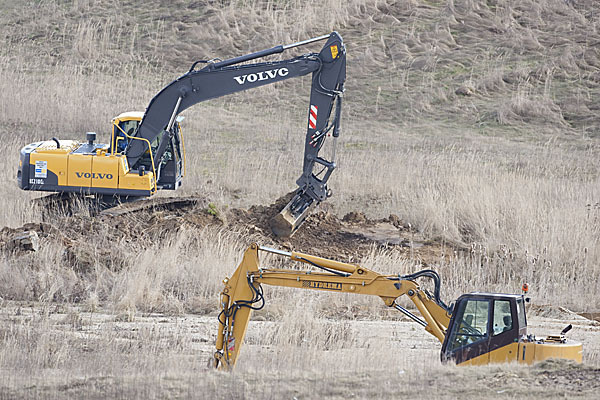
[1,300,599,399]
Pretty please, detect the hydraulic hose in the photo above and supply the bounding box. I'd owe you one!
[393,269,450,312]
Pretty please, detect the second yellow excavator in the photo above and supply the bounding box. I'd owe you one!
[214,244,583,369]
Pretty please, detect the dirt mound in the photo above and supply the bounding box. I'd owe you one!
[226,192,442,260]
[4,193,454,273]
[0,222,57,253]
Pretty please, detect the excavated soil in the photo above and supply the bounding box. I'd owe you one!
[226,191,449,260]
[2,193,457,272]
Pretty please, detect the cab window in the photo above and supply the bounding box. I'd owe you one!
[516,298,526,329]
[113,120,139,153]
[448,299,489,351]
[493,300,512,335]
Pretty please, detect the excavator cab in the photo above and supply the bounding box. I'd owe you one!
[111,112,143,154]
[111,112,185,191]
[442,294,529,364]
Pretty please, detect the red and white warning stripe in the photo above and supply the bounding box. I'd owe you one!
[308,105,318,129]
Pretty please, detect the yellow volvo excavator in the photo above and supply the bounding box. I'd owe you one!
[17,33,346,237]
[214,244,583,369]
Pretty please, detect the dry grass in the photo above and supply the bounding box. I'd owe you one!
[1,0,600,397]
[1,302,598,399]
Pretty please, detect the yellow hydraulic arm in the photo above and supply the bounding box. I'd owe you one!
[213,244,452,370]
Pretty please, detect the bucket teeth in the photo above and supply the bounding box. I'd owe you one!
[270,192,316,237]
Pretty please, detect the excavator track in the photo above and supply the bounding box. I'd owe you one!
[31,193,198,219]
[32,193,140,218]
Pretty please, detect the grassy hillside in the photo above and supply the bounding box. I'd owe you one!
[2,0,600,131]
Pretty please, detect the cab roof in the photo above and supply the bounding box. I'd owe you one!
[112,111,144,122]
[463,292,524,300]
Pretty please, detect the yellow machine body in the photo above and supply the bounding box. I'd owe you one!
[214,244,583,370]
[16,112,182,197]
[459,341,583,365]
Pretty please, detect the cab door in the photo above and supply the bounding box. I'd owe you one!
[442,297,491,365]
[487,299,519,362]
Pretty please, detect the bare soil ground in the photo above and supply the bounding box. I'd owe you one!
[1,300,599,399]
[1,192,452,270]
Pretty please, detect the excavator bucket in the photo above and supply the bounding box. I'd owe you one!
[270,191,317,237]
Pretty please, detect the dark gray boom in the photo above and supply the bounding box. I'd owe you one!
[127,32,346,236]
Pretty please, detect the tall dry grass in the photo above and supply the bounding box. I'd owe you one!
[0,0,599,307]
[0,0,599,299]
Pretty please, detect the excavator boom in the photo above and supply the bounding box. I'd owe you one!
[214,244,451,369]
[129,33,346,236]
[214,244,583,370]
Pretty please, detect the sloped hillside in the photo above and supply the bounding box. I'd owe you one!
[1,0,599,134]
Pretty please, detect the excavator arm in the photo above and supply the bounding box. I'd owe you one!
[127,33,346,236]
[213,244,451,370]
